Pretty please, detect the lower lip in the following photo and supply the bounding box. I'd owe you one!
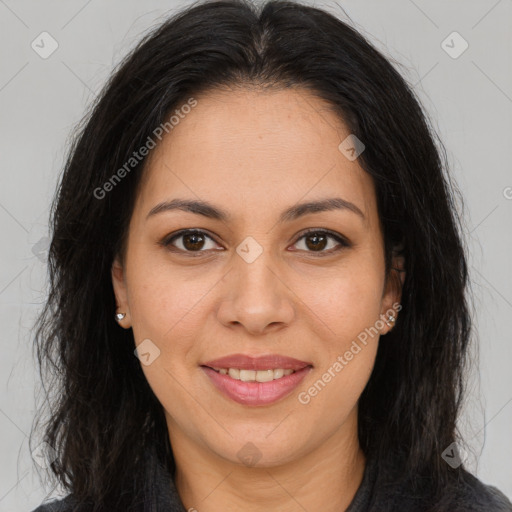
[201,366,312,406]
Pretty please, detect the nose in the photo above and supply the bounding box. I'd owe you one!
[216,246,295,336]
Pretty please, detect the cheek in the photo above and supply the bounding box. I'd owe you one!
[297,342,378,433]
[294,258,384,341]
[296,272,381,420]
[126,251,208,341]
[125,262,206,414]
[291,254,383,409]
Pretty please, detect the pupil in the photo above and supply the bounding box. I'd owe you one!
[306,233,327,251]
[184,233,204,251]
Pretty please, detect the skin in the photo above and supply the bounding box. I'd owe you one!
[112,86,405,512]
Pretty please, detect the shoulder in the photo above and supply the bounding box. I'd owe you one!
[407,468,512,512]
[444,469,512,512]
[31,494,79,512]
[369,459,512,512]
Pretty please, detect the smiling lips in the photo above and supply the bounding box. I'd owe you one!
[201,353,313,406]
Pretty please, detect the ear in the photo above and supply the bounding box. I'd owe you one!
[380,242,406,334]
[111,255,132,328]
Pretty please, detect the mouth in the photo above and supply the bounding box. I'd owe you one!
[200,354,313,406]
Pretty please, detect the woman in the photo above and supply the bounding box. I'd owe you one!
[31,0,512,510]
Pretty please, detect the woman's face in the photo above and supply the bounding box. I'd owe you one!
[112,87,403,467]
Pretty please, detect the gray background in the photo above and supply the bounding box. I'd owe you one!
[0,0,511,510]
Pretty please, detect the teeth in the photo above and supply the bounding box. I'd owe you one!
[212,367,296,382]
[228,368,240,380]
[253,370,274,382]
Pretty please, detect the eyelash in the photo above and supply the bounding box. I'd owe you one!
[160,228,351,257]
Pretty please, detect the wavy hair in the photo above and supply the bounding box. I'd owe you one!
[32,0,474,510]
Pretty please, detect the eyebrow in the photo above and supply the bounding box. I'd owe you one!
[146,197,366,223]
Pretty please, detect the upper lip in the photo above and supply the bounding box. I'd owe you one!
[201,354,313,371]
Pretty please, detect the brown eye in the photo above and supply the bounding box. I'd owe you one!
[304,232,328,251]
[163,230,220,254]
[292,229,350,255]
[181,232,206,251]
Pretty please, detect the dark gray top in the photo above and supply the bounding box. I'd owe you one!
[32,447,512,512]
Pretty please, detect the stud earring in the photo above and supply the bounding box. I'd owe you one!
[385,314,396,327]
[115,312,126,322]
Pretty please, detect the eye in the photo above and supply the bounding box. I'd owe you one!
[161,229,222,255]
[160,228,351,256]
[291,229,351,255]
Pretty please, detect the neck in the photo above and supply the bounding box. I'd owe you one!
[169,410,366,512]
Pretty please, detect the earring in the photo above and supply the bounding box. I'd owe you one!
[115,312,126,322]
[385,314,396,328]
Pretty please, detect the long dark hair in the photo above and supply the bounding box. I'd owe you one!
[31,0,474,509]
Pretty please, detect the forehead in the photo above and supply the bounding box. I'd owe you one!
[136,87,377,228]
